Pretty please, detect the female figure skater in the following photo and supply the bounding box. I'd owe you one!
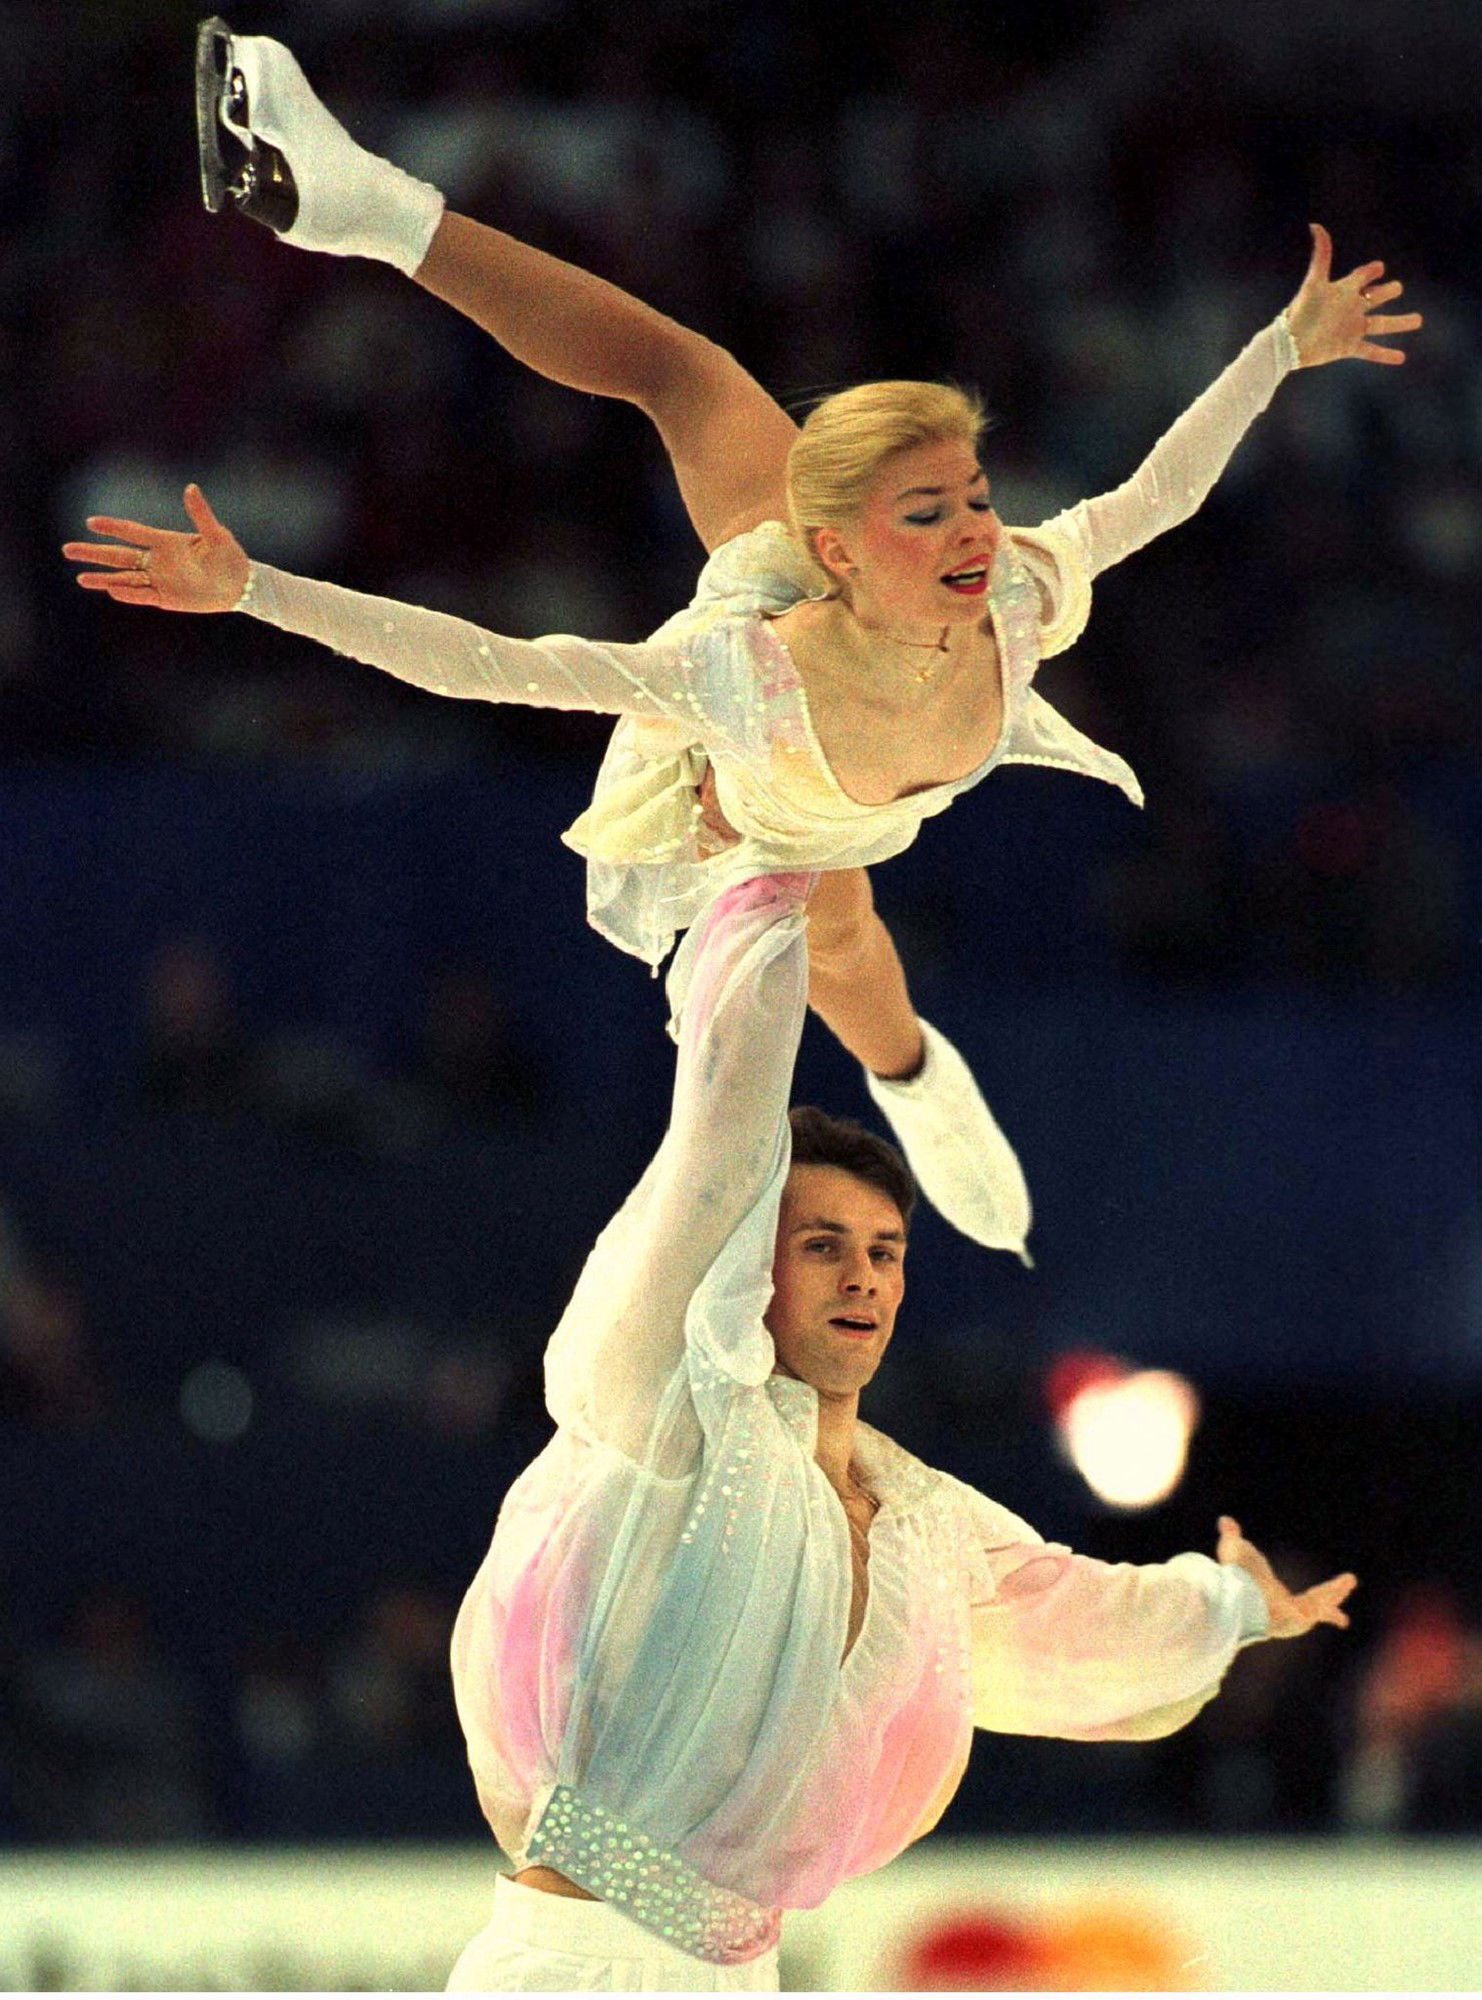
[64,25,1419,1260]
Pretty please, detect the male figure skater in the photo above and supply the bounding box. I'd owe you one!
[446,873,1354,1991]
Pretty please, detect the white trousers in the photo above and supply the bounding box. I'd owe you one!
[446,1874,781,1993]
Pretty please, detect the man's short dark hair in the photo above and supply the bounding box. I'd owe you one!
[787,1106,916,1232]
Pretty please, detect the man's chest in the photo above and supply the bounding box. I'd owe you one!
[833,1499,978,1694]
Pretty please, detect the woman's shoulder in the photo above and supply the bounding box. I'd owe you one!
[648,520,824,647]
[695,519,821,610]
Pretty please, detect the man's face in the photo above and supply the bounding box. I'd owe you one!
[766,1164,906,1401]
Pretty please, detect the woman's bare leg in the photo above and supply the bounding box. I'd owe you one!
[415,213,798,553]
[805,870,925,1080]
[206,35,795,549]
[812,870,1033,1259]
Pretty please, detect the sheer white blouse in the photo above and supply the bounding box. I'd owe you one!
[446,875,1266,1966]
[238,316,1297,965]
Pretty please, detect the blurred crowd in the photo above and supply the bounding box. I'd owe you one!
[0,921,551,1424]
[134,932,549,1142]
[4,0,1479,995]
[0,1577,471,1843]
[3,0,1480,1851]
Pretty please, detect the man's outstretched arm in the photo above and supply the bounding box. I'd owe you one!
[959,1485,1355,1741]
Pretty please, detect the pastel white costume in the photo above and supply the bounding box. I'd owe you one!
[443,874,1265,1972]
[203,43,1289,1979]
[238,317,1298,969]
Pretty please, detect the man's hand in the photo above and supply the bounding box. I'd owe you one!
[62,484,250,613]
[1284,223,1422,368]
[695,762,742,858]
[1217,1514,1357,1639]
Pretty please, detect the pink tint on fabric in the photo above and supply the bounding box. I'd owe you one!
[994,1553,1073,1600]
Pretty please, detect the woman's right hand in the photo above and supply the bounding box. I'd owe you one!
[62,484,249,613]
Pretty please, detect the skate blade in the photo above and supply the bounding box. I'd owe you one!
[193,17,299,233]
[194,16,238,213]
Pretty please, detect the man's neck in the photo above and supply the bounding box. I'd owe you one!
[812,1387,862,1493]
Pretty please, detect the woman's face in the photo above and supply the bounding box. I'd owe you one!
[814,436,1002,639]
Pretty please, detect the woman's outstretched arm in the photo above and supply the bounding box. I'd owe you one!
[1046,224,1422,582]
[63,485,722,724]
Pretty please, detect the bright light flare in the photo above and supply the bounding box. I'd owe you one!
[1052,1358,1200,1510]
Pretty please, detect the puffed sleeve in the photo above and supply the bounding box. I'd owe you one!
[236,561,716,725]
[542,874,813,1462]
[948,1481,1268,1741]
[1041,315,1298,590]
[1005,523,1094,660]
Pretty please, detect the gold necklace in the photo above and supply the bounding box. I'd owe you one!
[844,1466,879,1521]
[854,619,951,686]
[823,588,952,685]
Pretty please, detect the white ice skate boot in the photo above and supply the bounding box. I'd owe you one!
[866,1020,1033,1264]
[195,16,444,276]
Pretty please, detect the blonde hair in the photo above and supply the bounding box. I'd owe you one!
[785,380,987,585]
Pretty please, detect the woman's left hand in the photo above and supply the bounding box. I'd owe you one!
[1285,223,1422,368]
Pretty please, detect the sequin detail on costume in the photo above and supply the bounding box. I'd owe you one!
[526,1786,782,1965]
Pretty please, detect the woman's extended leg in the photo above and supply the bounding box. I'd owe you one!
[804,869,924,1080]
[200,28,796,553]
[415,215,799,554]
[808,871,1034,1262]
